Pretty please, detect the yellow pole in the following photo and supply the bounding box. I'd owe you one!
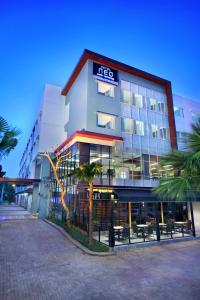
[161,202,164,223]
[128,202,132,236]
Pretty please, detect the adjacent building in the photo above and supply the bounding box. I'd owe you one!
[16,84,66,214]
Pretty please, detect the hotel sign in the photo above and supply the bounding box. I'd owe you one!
[93,63,118,86]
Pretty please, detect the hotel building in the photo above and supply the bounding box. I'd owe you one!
[18,50,200,247]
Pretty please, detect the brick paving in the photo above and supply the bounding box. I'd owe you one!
[0,218,200,300]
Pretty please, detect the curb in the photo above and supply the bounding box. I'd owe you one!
[44,219,116,257]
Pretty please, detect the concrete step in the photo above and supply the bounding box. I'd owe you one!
[0,204,36,222]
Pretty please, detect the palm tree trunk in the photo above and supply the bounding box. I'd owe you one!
[88,183,93,248]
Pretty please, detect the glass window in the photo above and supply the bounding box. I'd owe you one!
[133,156,141,179]
[158,102,165,114]
[121,90,132,104]
[97,112,115,129]
[97,81,114,97]
[133,120,144,136]
[150,155,159,178]
[191,112,200,122]
[174,106,184,117]
[150,98,156,111]
[151,124,158,138]
[121,118,133,133]
[160,127,168,140]
[133,94,145,108]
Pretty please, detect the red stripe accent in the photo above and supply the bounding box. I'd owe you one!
[55,131,123,153]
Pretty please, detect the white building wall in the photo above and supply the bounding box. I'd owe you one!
[173,94,200,150]
[39,84,66,153]
[19,84,66,179]
[65,62,88,137]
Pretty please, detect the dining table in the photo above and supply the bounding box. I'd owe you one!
[136,224,149,228]
[113,226,123,240]
[174,221,187,233]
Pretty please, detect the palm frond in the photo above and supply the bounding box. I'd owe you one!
[73,162,102,184]
[153,175,196,201]
[0,116,9,133]
[0,125,21,160]
[187,119,200,153]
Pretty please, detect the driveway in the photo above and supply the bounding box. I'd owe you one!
[0,217,200,300]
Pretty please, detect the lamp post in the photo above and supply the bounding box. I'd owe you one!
[109,193,118,248]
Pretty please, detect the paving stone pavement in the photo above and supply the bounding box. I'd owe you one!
[0,218,200,300]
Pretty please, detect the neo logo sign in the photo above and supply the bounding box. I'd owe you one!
[93,63,118,86]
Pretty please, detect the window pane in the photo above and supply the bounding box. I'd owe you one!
[134,120,144,136]
[160,127,168,139]
[97,81,114,97]
[97,113,115,129]
[150,98,156,111]
[158,102,165,114]
[133,94,145,108]
[151,124,158,138]
[133,155,141,179]
[191,112,200,122]
[174,106,184,117]
[121,118,133,133]
[121,90,132,104]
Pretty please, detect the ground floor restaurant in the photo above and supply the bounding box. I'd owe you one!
[51,187,200,248]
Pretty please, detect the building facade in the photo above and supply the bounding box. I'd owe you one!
[48,50,200,247]
[16,84,67,215]
[18,50,200,247]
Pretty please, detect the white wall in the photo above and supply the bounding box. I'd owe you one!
[39,84,66,152]
[19,84,67,179]
[65,63,88,136]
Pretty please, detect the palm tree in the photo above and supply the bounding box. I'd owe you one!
[73,162,101,248]
[0,116,21,160]
[154,120,200,202]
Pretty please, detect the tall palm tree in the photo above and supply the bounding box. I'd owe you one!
[73,162,101,248]
[0,116,21,160]
[154,120,200,201]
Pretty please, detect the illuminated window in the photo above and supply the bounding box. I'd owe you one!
[121,90,132,104]
[121,118,133,133]
[151,124,158,138]
[160,127,168,140]
[150,98,156,111]
[174,106,184,117]
[158,102,165,114]
[97,112,115,129]
[97,81,114,97]
[133,94,145,108]
[133,120,144,136]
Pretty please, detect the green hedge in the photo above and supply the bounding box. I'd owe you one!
[48,216,109,253]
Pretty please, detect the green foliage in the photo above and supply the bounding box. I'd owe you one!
[48,216,109,252]
[73,162,102,184]
[0,183,15,202]
[0,116,21,160]
[154,118,200,201]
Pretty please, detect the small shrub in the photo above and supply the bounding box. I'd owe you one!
[48,216,109,252]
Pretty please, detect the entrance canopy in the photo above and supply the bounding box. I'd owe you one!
[0,178,40,186]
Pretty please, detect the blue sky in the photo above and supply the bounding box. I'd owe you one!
[1,0,200,177]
